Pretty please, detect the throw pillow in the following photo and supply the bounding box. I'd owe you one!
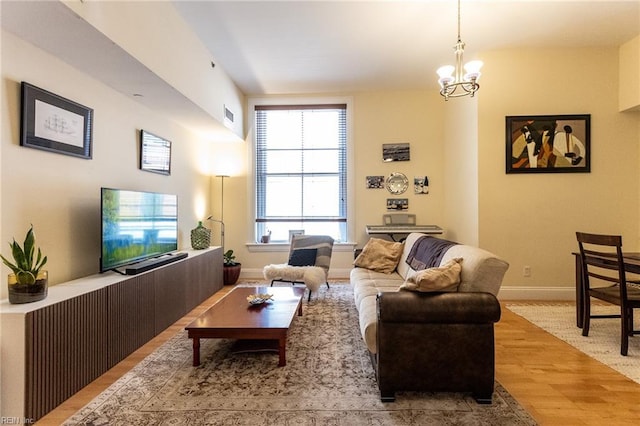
[288,248,317,266]
[399,257,463,292]
[353,238,404,274]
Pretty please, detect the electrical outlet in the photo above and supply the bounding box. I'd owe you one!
[523,266,531,277]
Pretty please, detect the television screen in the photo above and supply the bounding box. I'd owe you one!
[101,188,178,272]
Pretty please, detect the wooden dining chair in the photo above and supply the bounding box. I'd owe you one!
[576,232,640,355]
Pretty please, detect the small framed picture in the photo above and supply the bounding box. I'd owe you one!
[140,130,171,175]
[366,176,385,189]
[20,82,93,159]
[382,143,410,162]
[414,176,429,194]
[506,114,590,174]
[386,198,408,210]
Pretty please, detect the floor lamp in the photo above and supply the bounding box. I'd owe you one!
[207,175,229,250]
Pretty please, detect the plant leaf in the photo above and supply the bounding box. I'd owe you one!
[10,240,27,270]
[0,253,20,274]
[16,270,35,285]
[2,226,47,282]
[23,226,35,271]
[34,249,47,274]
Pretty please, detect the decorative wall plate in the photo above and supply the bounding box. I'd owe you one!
[386,173,408,194]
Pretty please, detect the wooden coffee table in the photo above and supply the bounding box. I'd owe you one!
[185,286,305,367]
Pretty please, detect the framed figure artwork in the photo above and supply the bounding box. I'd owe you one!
[506,114,590,174]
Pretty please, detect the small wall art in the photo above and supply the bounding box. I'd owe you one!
[414,176,429,194]
[382,143,410,162]
[366,176,385,189]
[140,129,172,175]
[386,198,408,210]
[20,82,93,159]
[506,114,590,173]
[386,173,408,194]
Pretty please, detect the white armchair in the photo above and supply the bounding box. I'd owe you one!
[263,235,334,301]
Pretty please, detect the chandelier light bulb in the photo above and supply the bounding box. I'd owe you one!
[436,65,455,87]
[463,60,483,80]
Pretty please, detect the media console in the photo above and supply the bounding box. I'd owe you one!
[0,247,223,422]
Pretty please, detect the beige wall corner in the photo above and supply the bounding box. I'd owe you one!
[619,35,640,112]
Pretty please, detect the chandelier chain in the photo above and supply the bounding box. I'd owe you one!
[457,0,461,42]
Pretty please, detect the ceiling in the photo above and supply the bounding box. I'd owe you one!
[1,0,243,140]
[1,1,638,136]
[172,0,640,95]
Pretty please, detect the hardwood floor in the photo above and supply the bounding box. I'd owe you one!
[495,303,640,425]
[36,285,640,425]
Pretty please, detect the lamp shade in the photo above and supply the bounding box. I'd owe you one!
[436,65,455,87]
[463,60,483,80]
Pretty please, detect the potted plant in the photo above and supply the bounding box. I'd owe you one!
[1,225,48,304]
[223,249,241,285]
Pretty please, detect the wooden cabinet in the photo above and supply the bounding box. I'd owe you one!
[107,274,156,367]
[0,247,222,421]
[185,248,221,312]
[154,260,188,333]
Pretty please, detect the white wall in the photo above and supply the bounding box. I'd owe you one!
[3,5,638,301]
[619,35,640,112]
[1,1,247,298]
[235,46,640,292]
[442,97,479,246]
[0,30,212,297]
[236,90,448,278]
[478,47,640,297]
[351,90,446,245]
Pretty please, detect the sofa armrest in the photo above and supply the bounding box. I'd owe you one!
[377,291,501,324]
[375,290,500,403]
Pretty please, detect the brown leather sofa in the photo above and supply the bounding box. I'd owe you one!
[376,291,501,403]
[351,233,508,403]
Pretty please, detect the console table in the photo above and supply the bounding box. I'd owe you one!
[0,247,222,421]
[366,225,443,241]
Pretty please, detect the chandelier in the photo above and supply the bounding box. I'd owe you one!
[436,0,483,100]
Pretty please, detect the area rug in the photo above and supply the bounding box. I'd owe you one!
[64,284,536,425]
[506,303,640,384]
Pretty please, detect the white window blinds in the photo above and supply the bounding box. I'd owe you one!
[255,104,347,242]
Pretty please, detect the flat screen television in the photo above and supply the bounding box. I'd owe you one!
[100,188,178,272]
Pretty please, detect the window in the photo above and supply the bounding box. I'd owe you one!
[255,104,347,242]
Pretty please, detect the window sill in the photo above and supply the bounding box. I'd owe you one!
[246,241,357,253]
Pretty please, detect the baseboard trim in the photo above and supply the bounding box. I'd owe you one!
[240,269,576,301]
[498,286,575,301]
